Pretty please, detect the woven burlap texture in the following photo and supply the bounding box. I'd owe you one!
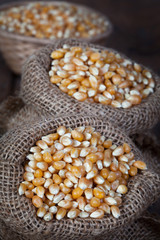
[1,212,160,240]
[131,132,160,176]
[0,115,160,240]
[0,96,42,137]
[0,2,112,74]
[21,39,160,135]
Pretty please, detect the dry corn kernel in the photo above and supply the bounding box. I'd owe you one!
[71,130,84,142]
[111,205,120,218]
[32,178,45,187]
[51,51,64,59]
[71,166,81,178]
[34,153,43,162]
[86,153,98,163]
[129,166,138,176]
[19,125,147,221]
[18,183,27,195]
[53,161,66,170]
[100,168,109,179]
[133,161,147,170]
[23,172,34,182]
[36,186,45,198]
[107,172,117,182]
[37,207,46,218]
[123,143,131,153]
[90,209,104,219]
[103,139,112,148]
[53,174,62,184]
[34,169,43,178]
[56,208,67,220]
[90,197,101,207]
[72,187,83,199]
[93,187,105,199]
[53,151,64,162]
[32,195,43,208]
[60,183,71,194]
[37,162,48,171]
[67,209,80,219]
[43,152,53,163]
[58,200,72,209]
[49,184,60,195]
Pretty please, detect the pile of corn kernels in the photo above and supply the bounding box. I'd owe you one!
[49,45,155,108]
[0,3,109,39]
[19,126,147,221]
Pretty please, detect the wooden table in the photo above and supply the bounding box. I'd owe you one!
[0,0,160,216]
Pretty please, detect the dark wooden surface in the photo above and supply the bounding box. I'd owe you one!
[0,0,160,216]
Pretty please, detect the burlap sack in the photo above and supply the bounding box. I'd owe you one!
[21,39,160,135]
[1,212,160,240]
[0,96,42,137]
[0,115,160,240]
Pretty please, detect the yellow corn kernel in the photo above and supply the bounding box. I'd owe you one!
[32,178,45,186]
[58,200,72,209]
[34,169,43,178]
[99,203,110,214]
[53,161,66,170]
[93,187,105,199]
[43,152,53,163]
[18,183,27,195]
[37,162,48,171]
[107,172,117,182]
[86,153,97,163]
[48,133,59,141]
[32,195,43,208]
[110,205,120,218]
[90,52,100,62]
[77,196,86,211]
[133,161,147,170]
[67,208,80,219]
[56,208,67,220]
[71,166,81,178]
[34,153,43,162]
[71,130,84,141]
[90,209,104,219]
[52,174,62,184]
[117,185,128,194]
[72,187,83,199]
[60,183,71,194]
[129,166,138,176]
[37,207,46,218]
[51,50,64,59]
[23,172,34,182]
[36,186,45,198]
[100,168,109,179]
[103,139,112,148]
[123,143,131,153]
[53,151,64,162]
[49,183,60,195]
[90,197,100,208]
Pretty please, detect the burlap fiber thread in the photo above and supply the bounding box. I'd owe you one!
[1,213,160,240]
[0,115,160,240]
[0,2,112,74]
[21,39,160,135]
